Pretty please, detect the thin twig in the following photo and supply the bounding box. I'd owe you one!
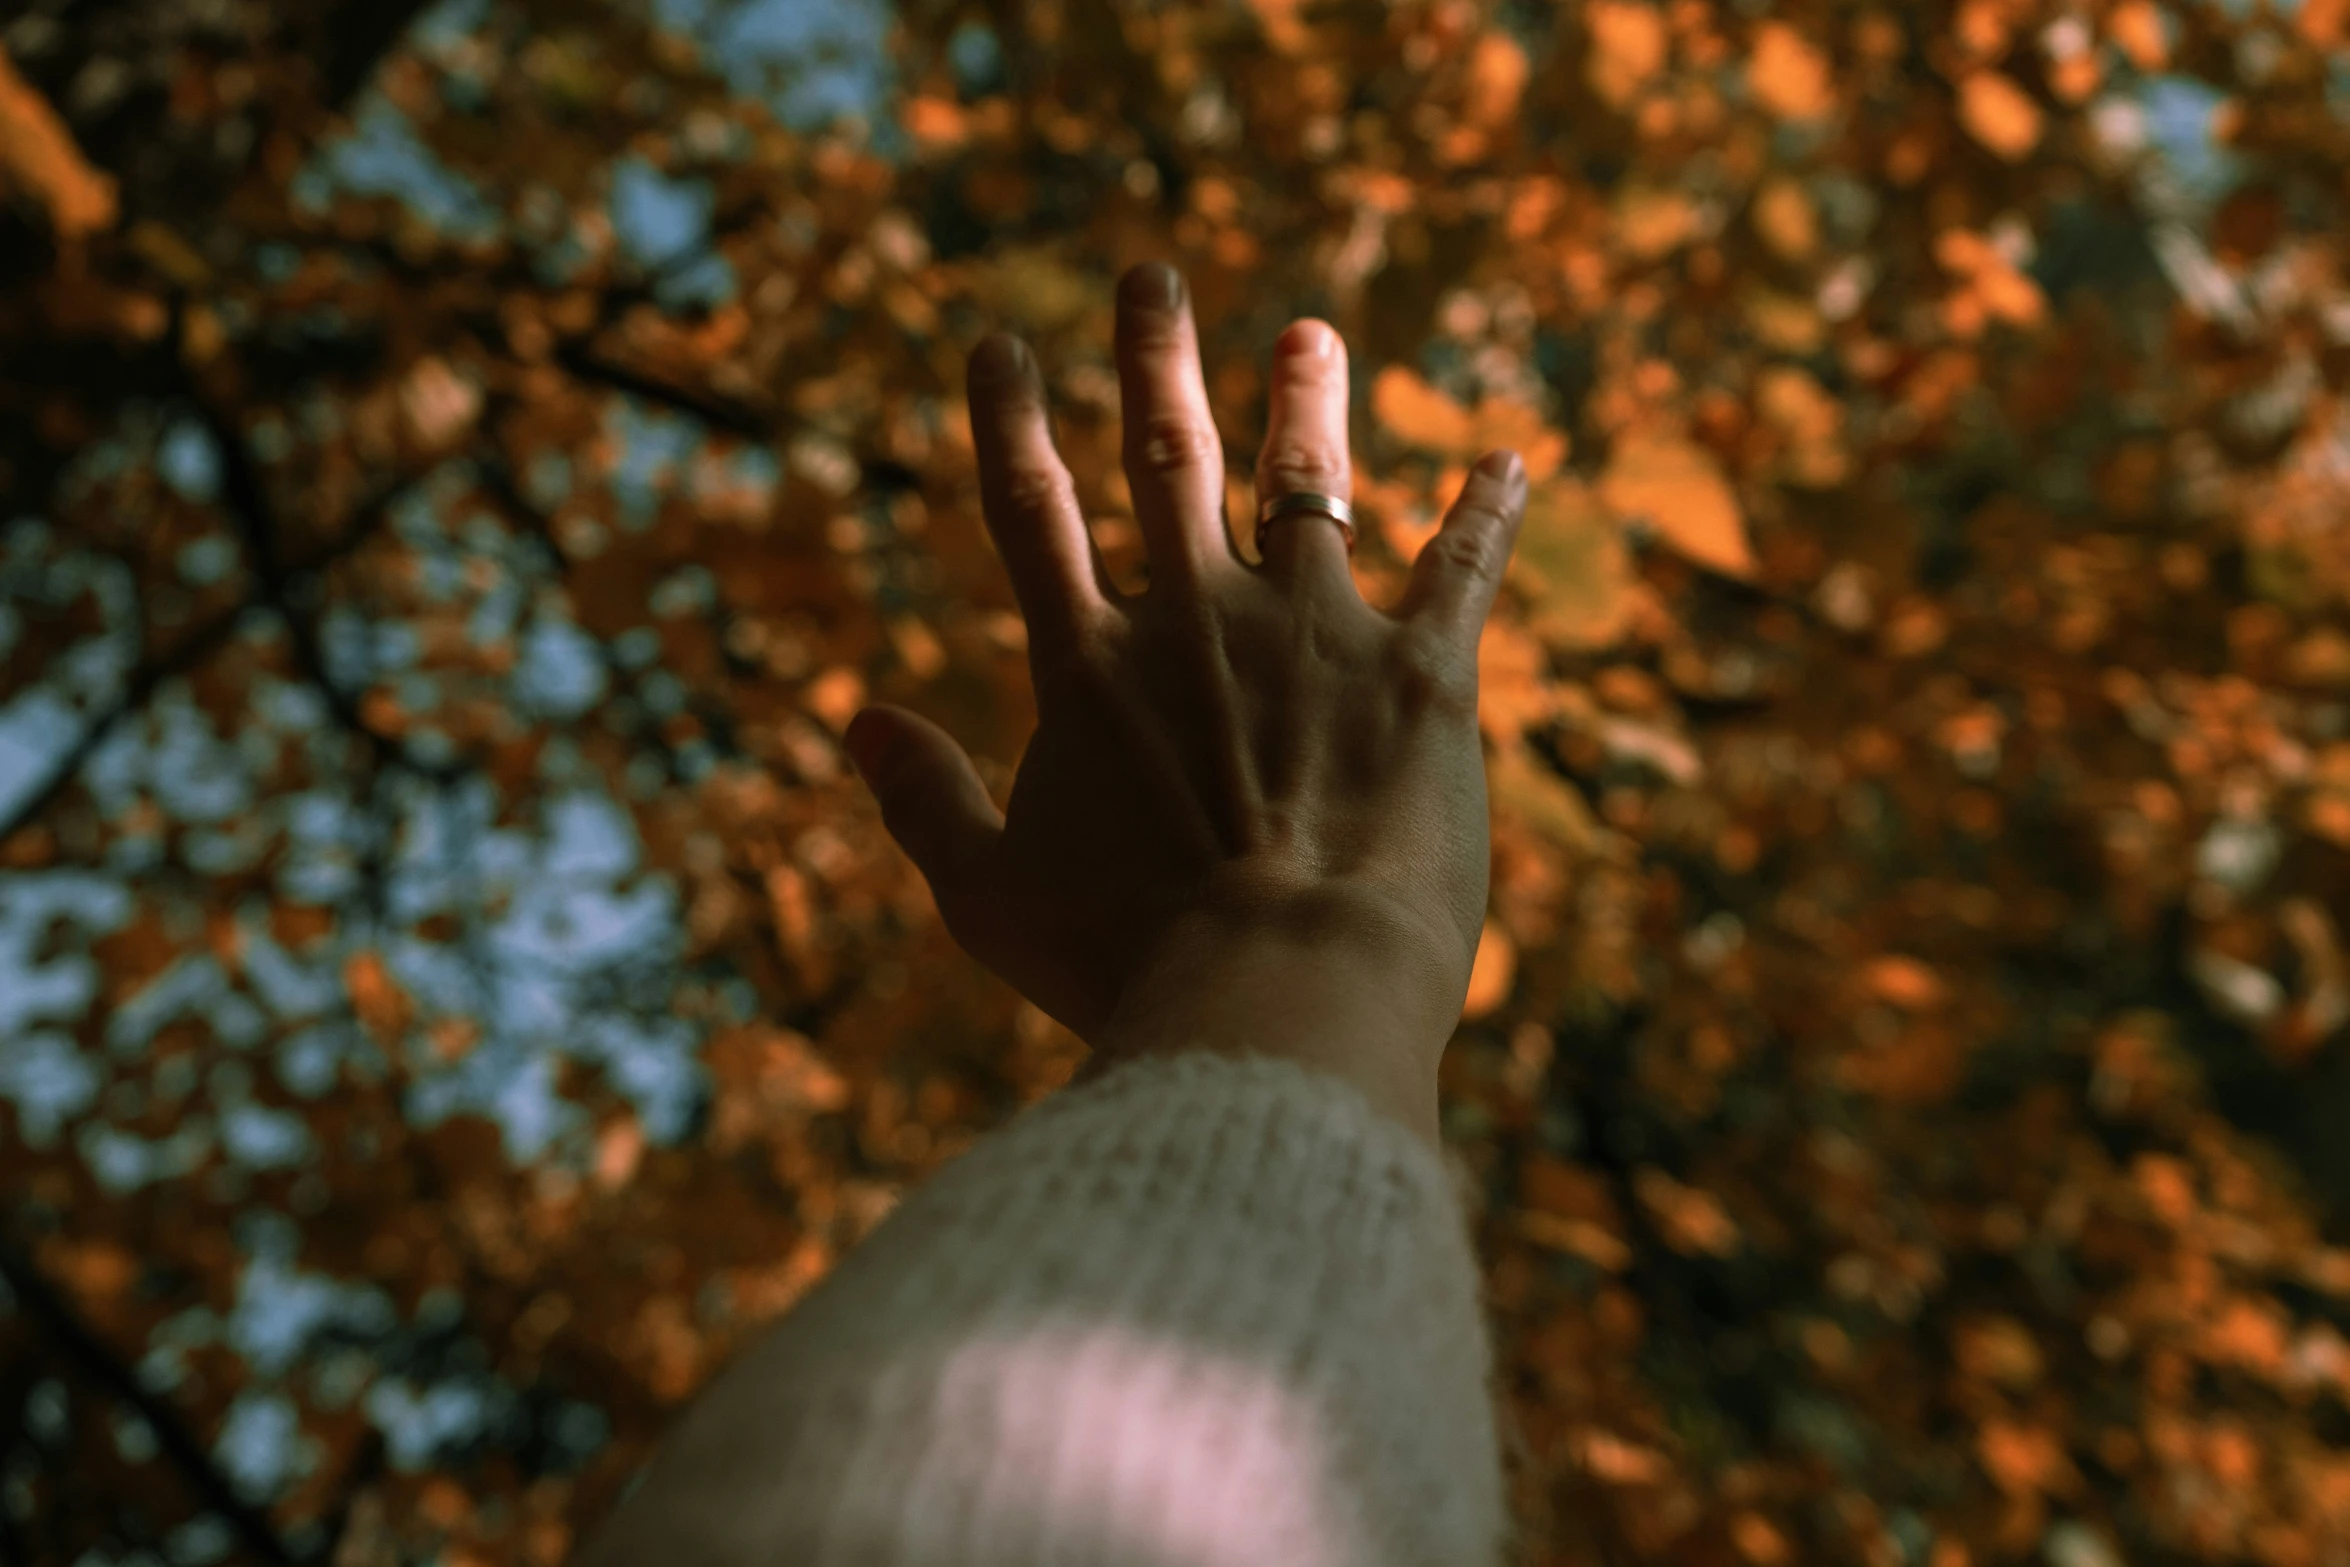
[191,393,468,789]
[0,468,426,849]
[553,338,778,440]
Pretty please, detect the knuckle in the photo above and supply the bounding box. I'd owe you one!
[1130,414,1219,478]
[1036,617,1124,702]
[1150,593,1229,660]
[1069,615,1128,680]
[1422,519,1502,584]
[1260,443,1348,494]
[1272,347,1343,397]
[997,463,1070,519]
[1125,323,1188,359]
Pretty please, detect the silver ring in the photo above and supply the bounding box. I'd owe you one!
[1255,492,1356,557]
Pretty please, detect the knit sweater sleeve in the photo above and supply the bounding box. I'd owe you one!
[576,1050,1508,1567]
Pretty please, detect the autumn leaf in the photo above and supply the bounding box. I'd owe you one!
[804,666,865,732]
[1464,33,1530,128]
[1517,1211,1632,1270]
[1517,1147,1633,1268]
[401,355,483,450]
[1372,365,1479,455]
[901,95,967,150]
[1954,1316,2045,1388]
[2107,0,2170,69]
[1634,1168,1741,1256]
[44,1240,138,1310]
[595,1115,647,1191]
[344,949,412,1042]
[1597,433,1757,580]
[2309,747,2350,849]
[1862,954,1948,1010]
[1577,1429,1669,1484]
[0,47,117,240]
[1974,258,2046,326]
[1493,421,1578,494]
[1753,366,1849,486]
[1585,1,1668,110]
[1489,741,1602,856]
[1748,23,1834,121]
[1247,0,1312,53]
[1613,184,1699,260]
[967,244,1102,333]
[1743,285,1826,354]
[1511,479,1637,650]
[2200,1296,2289,1376]
[1976,1420,2077,1498]
[1370,369,1568,477]
[1731,1513,1792,1567]
[1463,920,1517,1018]
[1959,72,2043,161]
[1520,1153,1622,1223]
[1750,177,1818,261]
[1477,620,1564,746]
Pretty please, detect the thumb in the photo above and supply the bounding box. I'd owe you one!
[843,703,1003,901]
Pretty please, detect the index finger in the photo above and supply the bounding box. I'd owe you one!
[967,333,1112,654]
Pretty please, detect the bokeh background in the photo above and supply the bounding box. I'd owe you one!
[5,0,2350,1562]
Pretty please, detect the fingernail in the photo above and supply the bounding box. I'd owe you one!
[1122,262,1184,309]
[1478,449,1524,483]
[970,334,1030,386]
[1278,319,1336,360]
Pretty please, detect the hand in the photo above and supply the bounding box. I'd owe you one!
[843,262,1527,1143]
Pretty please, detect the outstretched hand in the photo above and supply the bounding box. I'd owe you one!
[842,261,1526,1142]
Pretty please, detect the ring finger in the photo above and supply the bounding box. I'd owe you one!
[1252,318,1355,601]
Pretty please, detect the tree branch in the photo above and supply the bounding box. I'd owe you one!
[0,1240,306,1566]
[190,391,469,789]
[553,338,779,441]
[0,470,425,850]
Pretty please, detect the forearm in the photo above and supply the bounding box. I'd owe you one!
[575,1050,1505,1567]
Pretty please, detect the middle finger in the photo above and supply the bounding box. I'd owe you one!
[1115,262,1232,593]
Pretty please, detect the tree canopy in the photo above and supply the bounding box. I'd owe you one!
[4,0,2350,1562]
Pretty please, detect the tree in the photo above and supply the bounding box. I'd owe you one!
[3,0,2349,1561]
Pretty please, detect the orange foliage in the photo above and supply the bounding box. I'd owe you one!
[8,1,2350,1563]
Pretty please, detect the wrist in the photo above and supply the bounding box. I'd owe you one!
[1087,892,1466,1149]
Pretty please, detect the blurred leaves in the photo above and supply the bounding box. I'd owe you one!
[5,0,2350,1563]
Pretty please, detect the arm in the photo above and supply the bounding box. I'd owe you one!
[576,262,1529,1566]
[571,1051,1504,1567]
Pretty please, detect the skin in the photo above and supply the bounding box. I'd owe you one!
[843,261,1528,1149]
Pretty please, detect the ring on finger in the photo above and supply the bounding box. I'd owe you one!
[1255,492,1356,558]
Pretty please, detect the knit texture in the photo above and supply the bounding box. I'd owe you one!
[579,1049,1506,1567]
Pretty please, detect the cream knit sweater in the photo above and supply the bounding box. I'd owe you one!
[580,1051,1507,1567]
